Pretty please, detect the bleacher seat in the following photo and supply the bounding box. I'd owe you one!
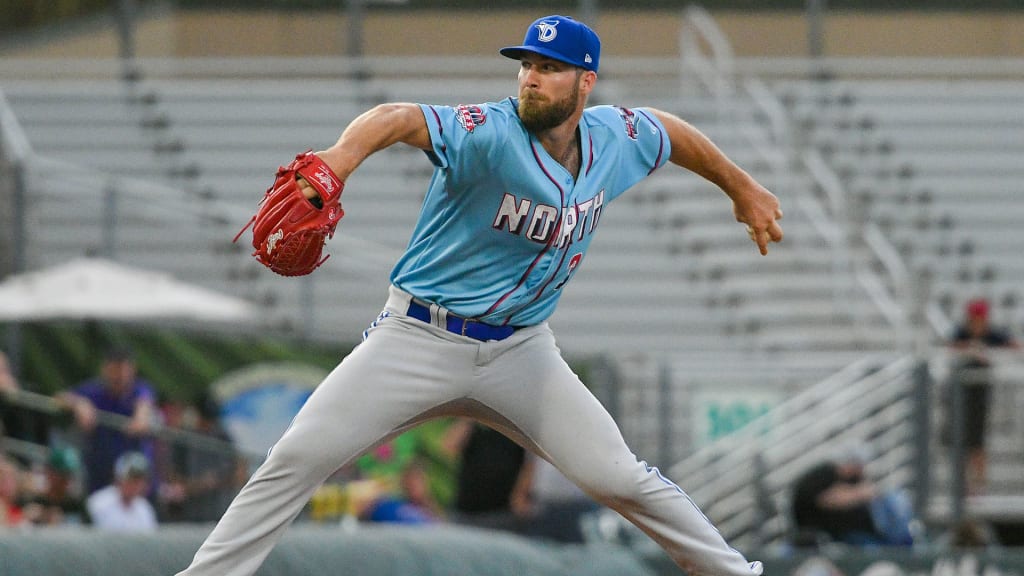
[772,75,1024,525]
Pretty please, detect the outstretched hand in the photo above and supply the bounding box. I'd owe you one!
[733,182,784,255]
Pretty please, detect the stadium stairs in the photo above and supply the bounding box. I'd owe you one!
[769,75,1024,530]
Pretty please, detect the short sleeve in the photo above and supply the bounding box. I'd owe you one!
[632,107,671,173]
[418,103,507,180]
[588,105,672,199]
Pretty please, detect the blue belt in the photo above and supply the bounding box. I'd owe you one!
[405,300,516,342]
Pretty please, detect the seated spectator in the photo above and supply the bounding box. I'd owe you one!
[791,442,915,548]
[86,451,158,532]
[361,458,445,525]
[56,346,158,497]
[22,446,90,526]
[0,455,26,527]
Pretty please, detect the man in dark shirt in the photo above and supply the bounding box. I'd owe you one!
[57,347,158,496]
[452,423,535,533]
[792,443,914,547]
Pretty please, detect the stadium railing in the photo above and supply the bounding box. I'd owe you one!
[594,347,1024,551]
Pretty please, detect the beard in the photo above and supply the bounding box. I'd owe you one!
[518,81,580,134]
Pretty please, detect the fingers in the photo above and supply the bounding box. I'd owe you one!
[755,228,769,256]
[296,176,318,200]
[744,225,767,256]
[745,219,784,256]
[734,188,784,255]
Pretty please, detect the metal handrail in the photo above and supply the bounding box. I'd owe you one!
[679,3,735,110]
[863,222,909,289]
[660,347,1024,546]
[1,387,259,460]
[0,88,33,162]
[664,354,917,547]
[798,149,861,323]
[742,77,789,146]
[668,353,904,478]
[926,301,954,340]
[801,149,846,222]
[861,221,912,334]
[28,155,237,222]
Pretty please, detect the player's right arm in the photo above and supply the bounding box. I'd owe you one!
[299,103,431,199]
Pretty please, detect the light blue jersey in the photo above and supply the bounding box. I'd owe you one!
[390,98,669,326]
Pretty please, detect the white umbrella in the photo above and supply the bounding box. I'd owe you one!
[0,257,255,323]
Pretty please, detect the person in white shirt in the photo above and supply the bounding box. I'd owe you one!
[86,451,157,532]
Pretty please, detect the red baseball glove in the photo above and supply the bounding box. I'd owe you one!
[234,151,345,276]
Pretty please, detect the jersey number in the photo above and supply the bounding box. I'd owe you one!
[553,253,583,291]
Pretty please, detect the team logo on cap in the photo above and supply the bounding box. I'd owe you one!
[535,21,559,42]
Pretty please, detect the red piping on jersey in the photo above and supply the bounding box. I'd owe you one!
[530,222,572,306]
[585,132,595,176]
[426,106,446,156]
[516,143,572,315]
[636,109,665,174]
[484,140,565,323]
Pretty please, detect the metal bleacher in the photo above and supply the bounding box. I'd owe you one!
[772,77,1024,338]
[0,52,900,355]
[0,14,911,527]
[570,10,1024,549]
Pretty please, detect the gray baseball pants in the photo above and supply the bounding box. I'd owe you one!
[176,285,761,576]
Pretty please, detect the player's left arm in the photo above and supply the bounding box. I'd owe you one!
[648,108,783,255]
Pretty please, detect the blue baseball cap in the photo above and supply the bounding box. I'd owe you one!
[500,15,601,73]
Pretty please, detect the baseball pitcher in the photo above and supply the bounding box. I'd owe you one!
[184,14,782,576]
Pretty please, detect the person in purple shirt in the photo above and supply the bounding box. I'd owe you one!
[57,347,158,496]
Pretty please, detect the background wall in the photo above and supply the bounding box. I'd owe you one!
[3,9,1024,60]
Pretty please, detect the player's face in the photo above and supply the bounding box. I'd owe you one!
[517,54,587,134]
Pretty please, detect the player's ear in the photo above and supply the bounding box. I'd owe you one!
[579,70,597,95]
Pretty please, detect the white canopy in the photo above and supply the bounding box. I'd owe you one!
[0,257,255,323]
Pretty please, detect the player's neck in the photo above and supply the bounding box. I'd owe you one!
[537,123,581,180]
